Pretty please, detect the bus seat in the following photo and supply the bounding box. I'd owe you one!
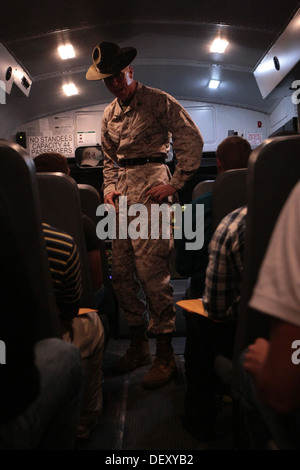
[0,138,61,342]
[212,168,247,231]
[69,166,104,199]
[78,183,102,225]
[0,140,61,342]
[177,173,217,205]
[192,180,215,200]
[236,134,300,352]
[36,172,95,309]
[0,140,63,423]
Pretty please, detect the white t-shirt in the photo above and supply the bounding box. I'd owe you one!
[250,180,300,327]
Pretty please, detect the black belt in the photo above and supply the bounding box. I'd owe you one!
[118,156,165,167]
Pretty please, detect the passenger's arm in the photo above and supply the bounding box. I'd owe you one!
[82,215,104,290]
[244,319,300,414]
[43,223,82,320]
[87,249,103,291]
[203,209,245,321]
[244,183,300,413]
[203,231,233,321]
[58,242,82,320]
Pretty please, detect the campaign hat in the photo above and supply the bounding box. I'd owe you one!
[86,41,137,80]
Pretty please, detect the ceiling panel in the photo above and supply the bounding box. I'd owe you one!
[0,0,299,135]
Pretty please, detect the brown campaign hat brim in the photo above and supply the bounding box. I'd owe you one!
[86,63,113,80]
[86,47,137,81]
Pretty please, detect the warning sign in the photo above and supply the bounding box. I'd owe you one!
[248,132,262,148]
[28,134,74,157]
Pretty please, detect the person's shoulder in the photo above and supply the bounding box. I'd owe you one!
[285,180,300,212]
[42,222,75,246]
[103,97,119,117]
[138,82,162,94]
[219,205,247,236]
[194,190,213,206]
[138,82,174,101]
[228,205,247,224]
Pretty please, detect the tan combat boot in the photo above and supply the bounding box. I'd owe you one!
[113,325,151,374]
[142,333,177,389]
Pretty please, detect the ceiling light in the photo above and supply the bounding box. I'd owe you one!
[62,83,78,96]
[210,38,229,53]
[58,44,75,60]
[208,79,220,89]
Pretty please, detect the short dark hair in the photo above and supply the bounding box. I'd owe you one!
[34,152,69,174]
[216,136,251,170]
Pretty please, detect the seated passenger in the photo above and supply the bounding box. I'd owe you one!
[203,205,247,322]
[34,151,70,174]
[34,152,106,312]
[0,339,84,450]
[42,222,105,442]
[0,206,84,450]
[175,136,251,298]
[180,136,250,442]
[241,180,300,449]
[184,132,299,443]
[182,205,247,441]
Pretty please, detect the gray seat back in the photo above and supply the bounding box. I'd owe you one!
[78,183,102,225]
[192,180,215,200]
[37,173,95,308]
[236,135,300,352]
[0,140,61,342]
[0,140,63,422]
[212,168,247,231]
[78,182,110,286]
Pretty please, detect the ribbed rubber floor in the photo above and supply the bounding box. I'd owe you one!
[78,338,234,451]
[121,356,202,450]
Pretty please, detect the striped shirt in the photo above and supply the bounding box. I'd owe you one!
[42,223,82,320]
[202,206,247,321]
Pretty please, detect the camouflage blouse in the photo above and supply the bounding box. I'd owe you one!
[101,82,203,205]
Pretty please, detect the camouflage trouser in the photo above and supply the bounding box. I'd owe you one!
[111,199,176,335]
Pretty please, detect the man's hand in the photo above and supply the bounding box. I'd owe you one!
[146,184,176,203]
[243,337,270,379]
[104,190,121,209]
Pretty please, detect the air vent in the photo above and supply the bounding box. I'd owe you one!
[273,56,280,71]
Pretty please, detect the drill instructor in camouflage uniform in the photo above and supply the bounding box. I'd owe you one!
[86,42,203,389]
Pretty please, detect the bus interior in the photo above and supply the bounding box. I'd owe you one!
[1,0,300,453]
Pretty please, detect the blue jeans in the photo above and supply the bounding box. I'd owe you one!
[239,350,300,450]
[0,338,84,450]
